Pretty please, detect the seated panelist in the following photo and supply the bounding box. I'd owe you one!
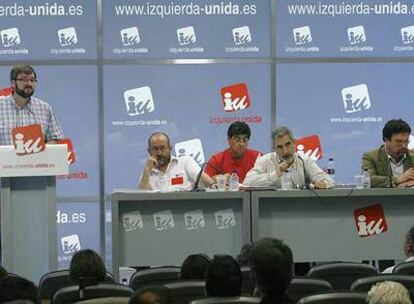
[244,126,333,189]
[138,132,214,191]
[204,122,261,183]
[362,119,414,188]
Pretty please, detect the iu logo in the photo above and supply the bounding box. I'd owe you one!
[232,26,252,45]
[354,204,388,237]
[153,210,174,231]
[176,26,196,46]
[123,86,155,116]
[341,84,371,113]
[220,83,251,112]
[120,26,140,46]
[0,28,21,47]
[184,210,205,231]
[174,138,205,166]
[401,25,414,44]
[12,124,45,155]
[61,234,81,254]
[57,27,78,47]
[0,87,12,96]
[347,26,366,45]
[215,209,236,230]
[122,212,143,232]
[58,138,76,164]
[295,135,323,161]
[293,26,312,45]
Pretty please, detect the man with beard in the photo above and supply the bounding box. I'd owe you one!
[138,132,214,191]
[244,126,332,189]
[362,119,414,188]
[0,64,64,145]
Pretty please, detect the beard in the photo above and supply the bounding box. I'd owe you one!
[156,155,170,167]
[15,85,34,98]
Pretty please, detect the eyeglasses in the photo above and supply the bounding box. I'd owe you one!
[232,136,249,144]
[392,139,410,147]
[15,78,37,84]
[150,145,169,152]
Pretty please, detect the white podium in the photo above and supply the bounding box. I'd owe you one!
[0,145,68,283]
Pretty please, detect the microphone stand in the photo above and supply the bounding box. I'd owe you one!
[193,162,207,192]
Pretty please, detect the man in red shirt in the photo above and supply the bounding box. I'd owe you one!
[204,122,261,183]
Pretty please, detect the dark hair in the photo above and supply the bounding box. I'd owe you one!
[147,132,170,148]
[0,276,38,303]
[236,243,255,267]
[180,253,211,280]
[10,65,37,81]
[0,265,8,279]
[205,255,242,297]
[248,238,293,297]
[69,249,106,283]
[382,119,411,141]
[129,285,175,304]
[228,122,251,139]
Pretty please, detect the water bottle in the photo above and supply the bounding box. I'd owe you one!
[362,168,371,189]
[229,171,239,191]
[326,157,336,182]
[281,171,292,190]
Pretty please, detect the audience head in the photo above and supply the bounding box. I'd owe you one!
[205,254,242,297]
[0,265,8,279]
[69,249,106,283]
[179,253,210,280]
[404,225,414,257]
[248,237,293,297]
[0,276,38,303]
[367,281,411,304]
[382,119,411,160]
[227,122,251,159]
[236,243,255,267]
[271,127,296,162]
[129,286,174,304]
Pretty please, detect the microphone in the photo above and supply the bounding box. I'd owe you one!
[192,162,227,192]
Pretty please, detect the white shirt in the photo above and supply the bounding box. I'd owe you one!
[148,156,201,191]
[382,255,414,274]
[244,152,333,188]
[388,154,405,177]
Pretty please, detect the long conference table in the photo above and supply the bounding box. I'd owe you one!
[111,188,414,279]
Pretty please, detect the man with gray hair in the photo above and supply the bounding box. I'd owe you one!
[244,126,333,189]
[367,281,411,304]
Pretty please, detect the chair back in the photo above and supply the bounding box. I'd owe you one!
[165,280,206,304]
[287,277,332,302]
[351,274,414,292]
[393,261,414,275]
[297,292,367,304]
[75,296,130,304]
[52,283,133,304]
[190,297,261,304]
[240,267,254,296]
[129,267,180,291]
[307,262,378,290]
[39,270,115,300]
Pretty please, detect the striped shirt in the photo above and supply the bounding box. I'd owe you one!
[0,94,64,145]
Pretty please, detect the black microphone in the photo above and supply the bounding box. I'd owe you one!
[192,162,227,192]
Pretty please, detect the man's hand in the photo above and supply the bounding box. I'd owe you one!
[314,180,329,189]
[397,167,414,185]
[397,180,414,188]
[144,156,158,172]
[277,156,295,176]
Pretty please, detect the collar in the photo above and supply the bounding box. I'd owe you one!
[11,94,32,110]
[385,146,406,165]
[150,155,177,174]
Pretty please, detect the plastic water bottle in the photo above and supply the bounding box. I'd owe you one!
[281,171,292,190]
[326,157,336,182]
[362,169,371,189]
[229,171,239,191]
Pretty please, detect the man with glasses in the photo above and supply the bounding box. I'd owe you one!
[362,119,414,188]
[244,126,332,189]
[0,64,64,145]
[138,132,214,190]
[204,122,261,183]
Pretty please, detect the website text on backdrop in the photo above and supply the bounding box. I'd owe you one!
[244,126,333,189]
[138,132,214,191]
[204,121,261,184]
[362,119,414,188]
